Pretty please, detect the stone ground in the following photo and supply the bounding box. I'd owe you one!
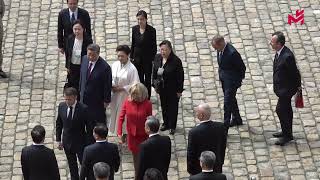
[1,0,320,179]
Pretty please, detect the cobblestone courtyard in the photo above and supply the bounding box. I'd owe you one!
[1,0,320,179]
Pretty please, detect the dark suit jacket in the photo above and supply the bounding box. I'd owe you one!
[190,172,227,180]
[58,8,91,50]
[65,33,93,68]
[21,145,60,180]
[152,53,184,95]
[137,134,171,180]
[187,121,227,175]
[273,46,301,97]
[56,101,93,151]
[218,43,246,87]
[130,24,157,63]
[79,56,112,107]
[80,141,120,180]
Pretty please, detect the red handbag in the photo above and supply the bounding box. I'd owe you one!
[295,88,304,108]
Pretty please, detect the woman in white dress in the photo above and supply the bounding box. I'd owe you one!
[109,45,140,135]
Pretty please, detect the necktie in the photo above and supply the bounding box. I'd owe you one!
[71,13,75,24]
[274,53,279,63]
[67,106,73,121]
[87,62,93,79]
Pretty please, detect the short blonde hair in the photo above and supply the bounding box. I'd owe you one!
[129,83,148,102]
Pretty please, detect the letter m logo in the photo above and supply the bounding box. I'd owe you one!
[288,10,304,25]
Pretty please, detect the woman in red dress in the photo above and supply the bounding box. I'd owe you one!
[117,82,152,178]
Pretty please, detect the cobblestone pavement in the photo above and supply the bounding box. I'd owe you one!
[1,0,320,179]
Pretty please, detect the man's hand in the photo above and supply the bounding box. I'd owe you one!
[59,48,64,54]
[104,102,109,108]
[117,135,123,144]
[177,93,182,98]
[67,68,70,74]
[57,142,63,150]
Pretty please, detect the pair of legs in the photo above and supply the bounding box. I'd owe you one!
[276,96,293,138]
[221,80,242,128]
[134,61,152,99]
[160,92,179,131]
[64,148,84,180]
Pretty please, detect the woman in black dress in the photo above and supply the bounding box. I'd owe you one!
[152,40,184,135]
[130,10,157,99]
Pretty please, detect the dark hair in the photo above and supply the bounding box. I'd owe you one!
[159,40,173,51]
[87,44,100,54]
[31,125,46,144]
[93,162,110,179]
[143,168,164,180]
[136,10,148,19]
[67,0,78,3]
[72,19,84,29]
[145,116,160,133]
[116,45,131,55]
[94,124,108,139]
[200,151,216,169]
[272,31,285,46]
[64,87,78,97]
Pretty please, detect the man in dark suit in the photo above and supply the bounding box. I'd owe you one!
[187,103,227,175]
[137,116,171,180]
[80,124,120,180]
[21,125,60,180]
[211,35,246,128]
[58,0,91,56]
[270,31,301,146]
[190,151,227,180]
[79,44,112,125]
[56,87,93,180]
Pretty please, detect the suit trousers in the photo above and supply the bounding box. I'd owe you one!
[160,92,179,130]
[276,96,293,138]
[67,63,81,93]
[221,80,241,127]
[64,148,84,180]
[133,60,152,99]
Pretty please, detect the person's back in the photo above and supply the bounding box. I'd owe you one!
[188,115,227,175]
[189,172,227,180]
[21,125,60,180]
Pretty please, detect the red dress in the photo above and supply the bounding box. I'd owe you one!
[117,99,152,154]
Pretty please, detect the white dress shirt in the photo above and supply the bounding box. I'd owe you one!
[69,8,78,21]
[149,133,159,138]
[67,101,77,119]
[96,140,107,143]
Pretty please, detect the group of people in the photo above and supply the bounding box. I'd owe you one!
[19,0,303,179]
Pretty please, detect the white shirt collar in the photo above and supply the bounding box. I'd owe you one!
[32,142,44,146]
[277,46,285,56]
[199,120,212,124]
[149,133,159,137]
[96,140,107,143]
[202,169,214,173]
[69,8,78,18]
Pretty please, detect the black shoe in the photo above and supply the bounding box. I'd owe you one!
[272,132,283,138]
[0,70,8,78]
[169,129,175,135]
[160,124,168,131]
[275,136,293,146]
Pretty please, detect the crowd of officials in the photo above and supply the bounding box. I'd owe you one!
[14,0,302,180]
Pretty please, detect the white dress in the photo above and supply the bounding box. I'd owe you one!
[108,60,140,134]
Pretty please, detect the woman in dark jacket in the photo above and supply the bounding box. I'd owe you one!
[131,10,157,99]
[152,40,184,135]
[65,20,93,92]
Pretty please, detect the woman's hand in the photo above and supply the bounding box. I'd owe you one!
[117,134,123,144]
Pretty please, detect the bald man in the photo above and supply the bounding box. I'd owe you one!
[187,103,227,175]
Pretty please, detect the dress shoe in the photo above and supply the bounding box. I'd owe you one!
[169,129,175,135]
[272,132,283,138]
[0,70,8,78]
[160,124,168,131]
[275,136,293,146]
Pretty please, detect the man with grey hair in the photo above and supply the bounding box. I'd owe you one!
[187,103,227,175]
[190,151,226,180]
[79,44,112,128]
[93,162,110,180]
[211,35,246,128]
[137,116,171,180]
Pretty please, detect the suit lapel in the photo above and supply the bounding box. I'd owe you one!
[88,58,101,81]
[64,9,72,26]
[72,102,79,122]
